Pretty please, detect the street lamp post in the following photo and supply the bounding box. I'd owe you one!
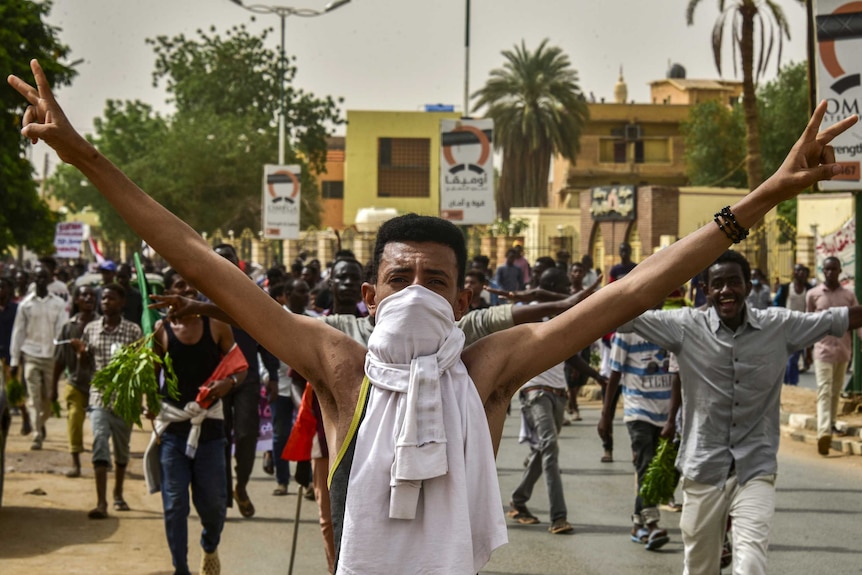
[229,0,351,165]
[463,0,471,118]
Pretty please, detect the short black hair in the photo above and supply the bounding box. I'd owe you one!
[535,256,555,269]
[465,269,486,284]
[269,281,291,300]
[371,214,467,285]
[539,267,570,293]
[163,268,180,291]
[101,282,126,300]
[703,250,751,287]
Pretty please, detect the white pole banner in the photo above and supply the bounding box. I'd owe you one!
[815,217,856,285]
[262,164,301,240]
[439,119,495,224]
[814,0,862,189]
[53,221,85,258]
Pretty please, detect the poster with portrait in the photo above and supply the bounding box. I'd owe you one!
[439,119,495,224]
[262,164,301,240]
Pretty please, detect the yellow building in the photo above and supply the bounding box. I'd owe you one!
[343,109,461,227]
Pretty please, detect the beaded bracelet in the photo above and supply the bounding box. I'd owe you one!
[713,206,749,243]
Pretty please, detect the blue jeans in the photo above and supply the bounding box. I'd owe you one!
[512,389,567,521]
[270,394,294,485]
[784,350,801,385]
[159,432,227,575]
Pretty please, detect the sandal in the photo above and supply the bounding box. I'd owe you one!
[507,502,540,525]
[234,489,255,518]
[645,526,669,551]
[548,518,574,534]
[631,526,649,544]
[113,499,131,512]
[272,484,288,496]
[601,453,614,463]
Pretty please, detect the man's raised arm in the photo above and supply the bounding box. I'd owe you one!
[7,60,364,402]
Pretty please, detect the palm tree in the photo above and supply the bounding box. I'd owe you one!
[686,0,798,192]
[472,39,588,220]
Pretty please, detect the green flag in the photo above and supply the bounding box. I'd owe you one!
[133,253,161,341]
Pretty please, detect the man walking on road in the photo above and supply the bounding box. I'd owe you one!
[214,243,280,518]
[508,268,575,535]
[617,250,862,574]
[10,264,67,450]
[599,313,674,551]
[53,285,98,477]
[806,256,858,455]
[76,283,142,519]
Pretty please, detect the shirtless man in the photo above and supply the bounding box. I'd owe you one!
[10,59,855,574]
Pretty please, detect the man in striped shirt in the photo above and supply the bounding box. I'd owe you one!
[599,320,673,551]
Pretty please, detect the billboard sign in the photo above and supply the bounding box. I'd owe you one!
[262,164,301,240]
[439,119,495,224]
[815,0,862,189]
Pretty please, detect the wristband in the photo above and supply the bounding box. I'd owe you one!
[713,206,749,244]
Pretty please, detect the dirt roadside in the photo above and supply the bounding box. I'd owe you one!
[0,414,173,574]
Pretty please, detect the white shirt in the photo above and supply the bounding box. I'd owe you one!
[10,292,68,365]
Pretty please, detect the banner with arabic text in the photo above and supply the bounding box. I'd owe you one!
[815,216,855,285]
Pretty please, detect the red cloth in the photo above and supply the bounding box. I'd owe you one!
[282,383,318,461]
[195,344,249,409]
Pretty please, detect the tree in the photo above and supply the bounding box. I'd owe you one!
[759,61,808,227]
[52,24,342,242]
[52,100,168,245]
[686,0,799,192]
[682,100,747,188]
[472,39,588,220]
[0,0,76,255]
[681,61,807,233]
[146,24,341,232]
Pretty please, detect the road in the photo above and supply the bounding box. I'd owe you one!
[1,399,860,574]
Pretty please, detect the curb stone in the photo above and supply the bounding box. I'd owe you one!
[780,410,862,456]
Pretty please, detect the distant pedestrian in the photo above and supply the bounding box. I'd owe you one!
[507,268,575,535]
[746,268,771,310]
[52,285,98,478]
[773,264,812,385]
[75,283,141,518]
[494,249,526,293]
[806,256,858,454]
[9,265,67,450]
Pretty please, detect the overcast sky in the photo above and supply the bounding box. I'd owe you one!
[27,0,810,174]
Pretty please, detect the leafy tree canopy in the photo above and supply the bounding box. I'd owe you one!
[1,0,76,255]
[682,99,747,188]
[682,61,808,225]
[52,24,343,246]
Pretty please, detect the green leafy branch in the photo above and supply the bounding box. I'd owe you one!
[639,437,679,507]
[90,332,180,428]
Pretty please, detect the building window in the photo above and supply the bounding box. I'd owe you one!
[601,137,670,164]
[378,137,430,198]
[321,181,344,199]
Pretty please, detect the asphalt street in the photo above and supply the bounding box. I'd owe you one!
[224,395,862,574]
[2,392,860,574]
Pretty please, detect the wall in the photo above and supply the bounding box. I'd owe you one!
[344,110,461,227]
